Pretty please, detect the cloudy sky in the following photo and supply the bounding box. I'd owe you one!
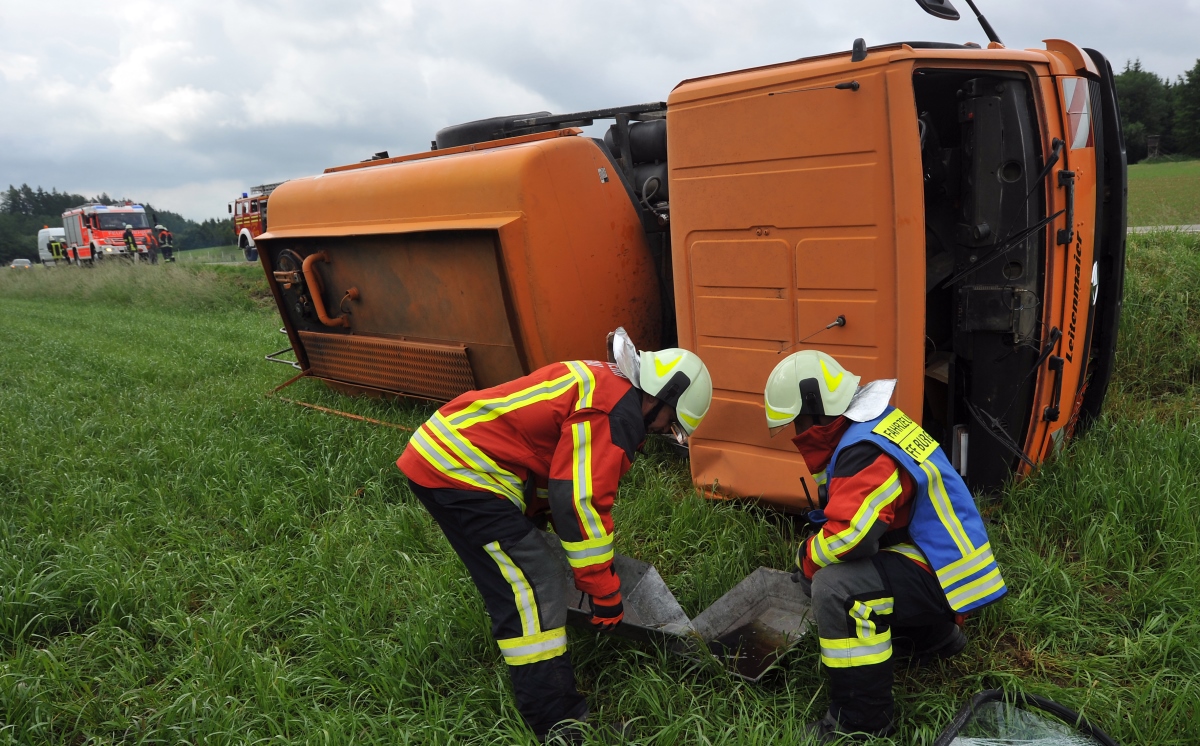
[1,0,1196,220]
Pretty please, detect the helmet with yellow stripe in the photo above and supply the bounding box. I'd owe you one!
[764,350,860,431]
[639,348,712,435]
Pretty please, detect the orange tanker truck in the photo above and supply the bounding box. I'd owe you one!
[255,2,1126,511]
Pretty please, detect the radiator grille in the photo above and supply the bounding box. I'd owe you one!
[299,331,476,401]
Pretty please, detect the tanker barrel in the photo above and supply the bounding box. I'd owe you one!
[434,111,553,149]
[604,118,667,165]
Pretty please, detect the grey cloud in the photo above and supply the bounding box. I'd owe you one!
[0,0,1195,220]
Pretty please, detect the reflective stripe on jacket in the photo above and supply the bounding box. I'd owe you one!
[398,361,646,597]
[828,407,1007,613]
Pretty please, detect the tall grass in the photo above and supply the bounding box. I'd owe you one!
[1110,230,1200,417]
[0,232,1196,744]
[0,262,266,312]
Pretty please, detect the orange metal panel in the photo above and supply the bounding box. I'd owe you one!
[1021,72,1100,467]
[669,59,907,510]
[299,331,475,401]
[260,133,661,386]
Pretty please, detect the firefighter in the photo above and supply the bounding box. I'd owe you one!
[49,237,65,262]
[122,224,137,258]
[145,227,160,264]
[156,225,175,262]
[397,339,712,743]
[763,351,1007,742]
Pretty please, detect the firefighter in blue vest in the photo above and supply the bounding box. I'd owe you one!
[763,351,1006,742]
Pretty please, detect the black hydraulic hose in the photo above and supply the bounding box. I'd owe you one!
[961,0,1003,45]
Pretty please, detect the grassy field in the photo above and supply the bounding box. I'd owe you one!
[0,233,1198,745]
[1127,158,1200,227]
[175,245,249,264]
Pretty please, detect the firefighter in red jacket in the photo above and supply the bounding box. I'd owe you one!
[764,351,1006,742]
[398,331,711,742]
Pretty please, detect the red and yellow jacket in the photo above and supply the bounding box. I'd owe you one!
[793,417,932,581]
[398,360,646,597]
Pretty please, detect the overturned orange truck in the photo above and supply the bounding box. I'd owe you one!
[257,21,1126,511]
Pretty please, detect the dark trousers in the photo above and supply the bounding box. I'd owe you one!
[810,550,956,732]
[408,479,587,737]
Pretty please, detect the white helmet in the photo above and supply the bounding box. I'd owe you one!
[124,223,132,229]
[639,348,713,435]
[764,350,860,429]
[606,327,712,436]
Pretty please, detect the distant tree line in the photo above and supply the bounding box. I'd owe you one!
[0,184,233,265]
[1116,59,1200,163]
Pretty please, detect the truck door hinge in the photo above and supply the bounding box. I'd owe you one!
[1057,170,1076,246]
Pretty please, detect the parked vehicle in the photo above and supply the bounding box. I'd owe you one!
[229,183,281,262]
[256,11,1126,510]
[61,203,153,264]
[36,227,66,265]
[9,258,33,269]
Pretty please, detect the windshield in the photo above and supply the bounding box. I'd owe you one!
[97,213,149,230]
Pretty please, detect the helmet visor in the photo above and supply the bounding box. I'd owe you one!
[669,421,689,446]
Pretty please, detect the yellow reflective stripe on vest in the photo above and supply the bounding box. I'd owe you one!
[428,414,526,507]
[937,542,995,588]
[872,409,939,463]
[818,470,902,556]
[820,628,892,668]
[447,372,578,428]
[560,535,614,569]
[945,566,1005,610]
[813,469,828,487]
[409,426,518,501]
[920,460,974,557]
[566,361,596,411]
[571,420,607,541]
[496,628,568,666]
[882,542,930,566]
[484,541,540,638]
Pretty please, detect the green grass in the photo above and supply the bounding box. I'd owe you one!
[175,245,248,264]
[1127,159,1200,227]
[0,234,1197,744]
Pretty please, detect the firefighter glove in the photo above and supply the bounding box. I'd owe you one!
[792,570,812,598]
[589,590,624,630]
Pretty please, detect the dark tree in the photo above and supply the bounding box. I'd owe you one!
[1116,60,1175,162]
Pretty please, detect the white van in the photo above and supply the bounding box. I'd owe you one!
[37,227,66,265]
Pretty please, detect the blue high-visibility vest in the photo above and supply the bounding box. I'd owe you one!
[828,406,1007,613]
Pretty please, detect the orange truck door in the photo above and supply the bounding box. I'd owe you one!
[667,59,924,511]
[1026,62,1101,463]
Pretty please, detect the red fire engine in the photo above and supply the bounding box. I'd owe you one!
[229,183,281,261]
[61,203,153,264]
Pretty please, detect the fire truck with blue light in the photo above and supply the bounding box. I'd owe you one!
[61,203,154,264]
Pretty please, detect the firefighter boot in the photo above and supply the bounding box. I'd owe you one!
[892,620,967,666]
[801,709,895,744]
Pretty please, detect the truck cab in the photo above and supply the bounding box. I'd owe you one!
[256,37,1125,510]
[61,204,154,263]
[229,183,282,262]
